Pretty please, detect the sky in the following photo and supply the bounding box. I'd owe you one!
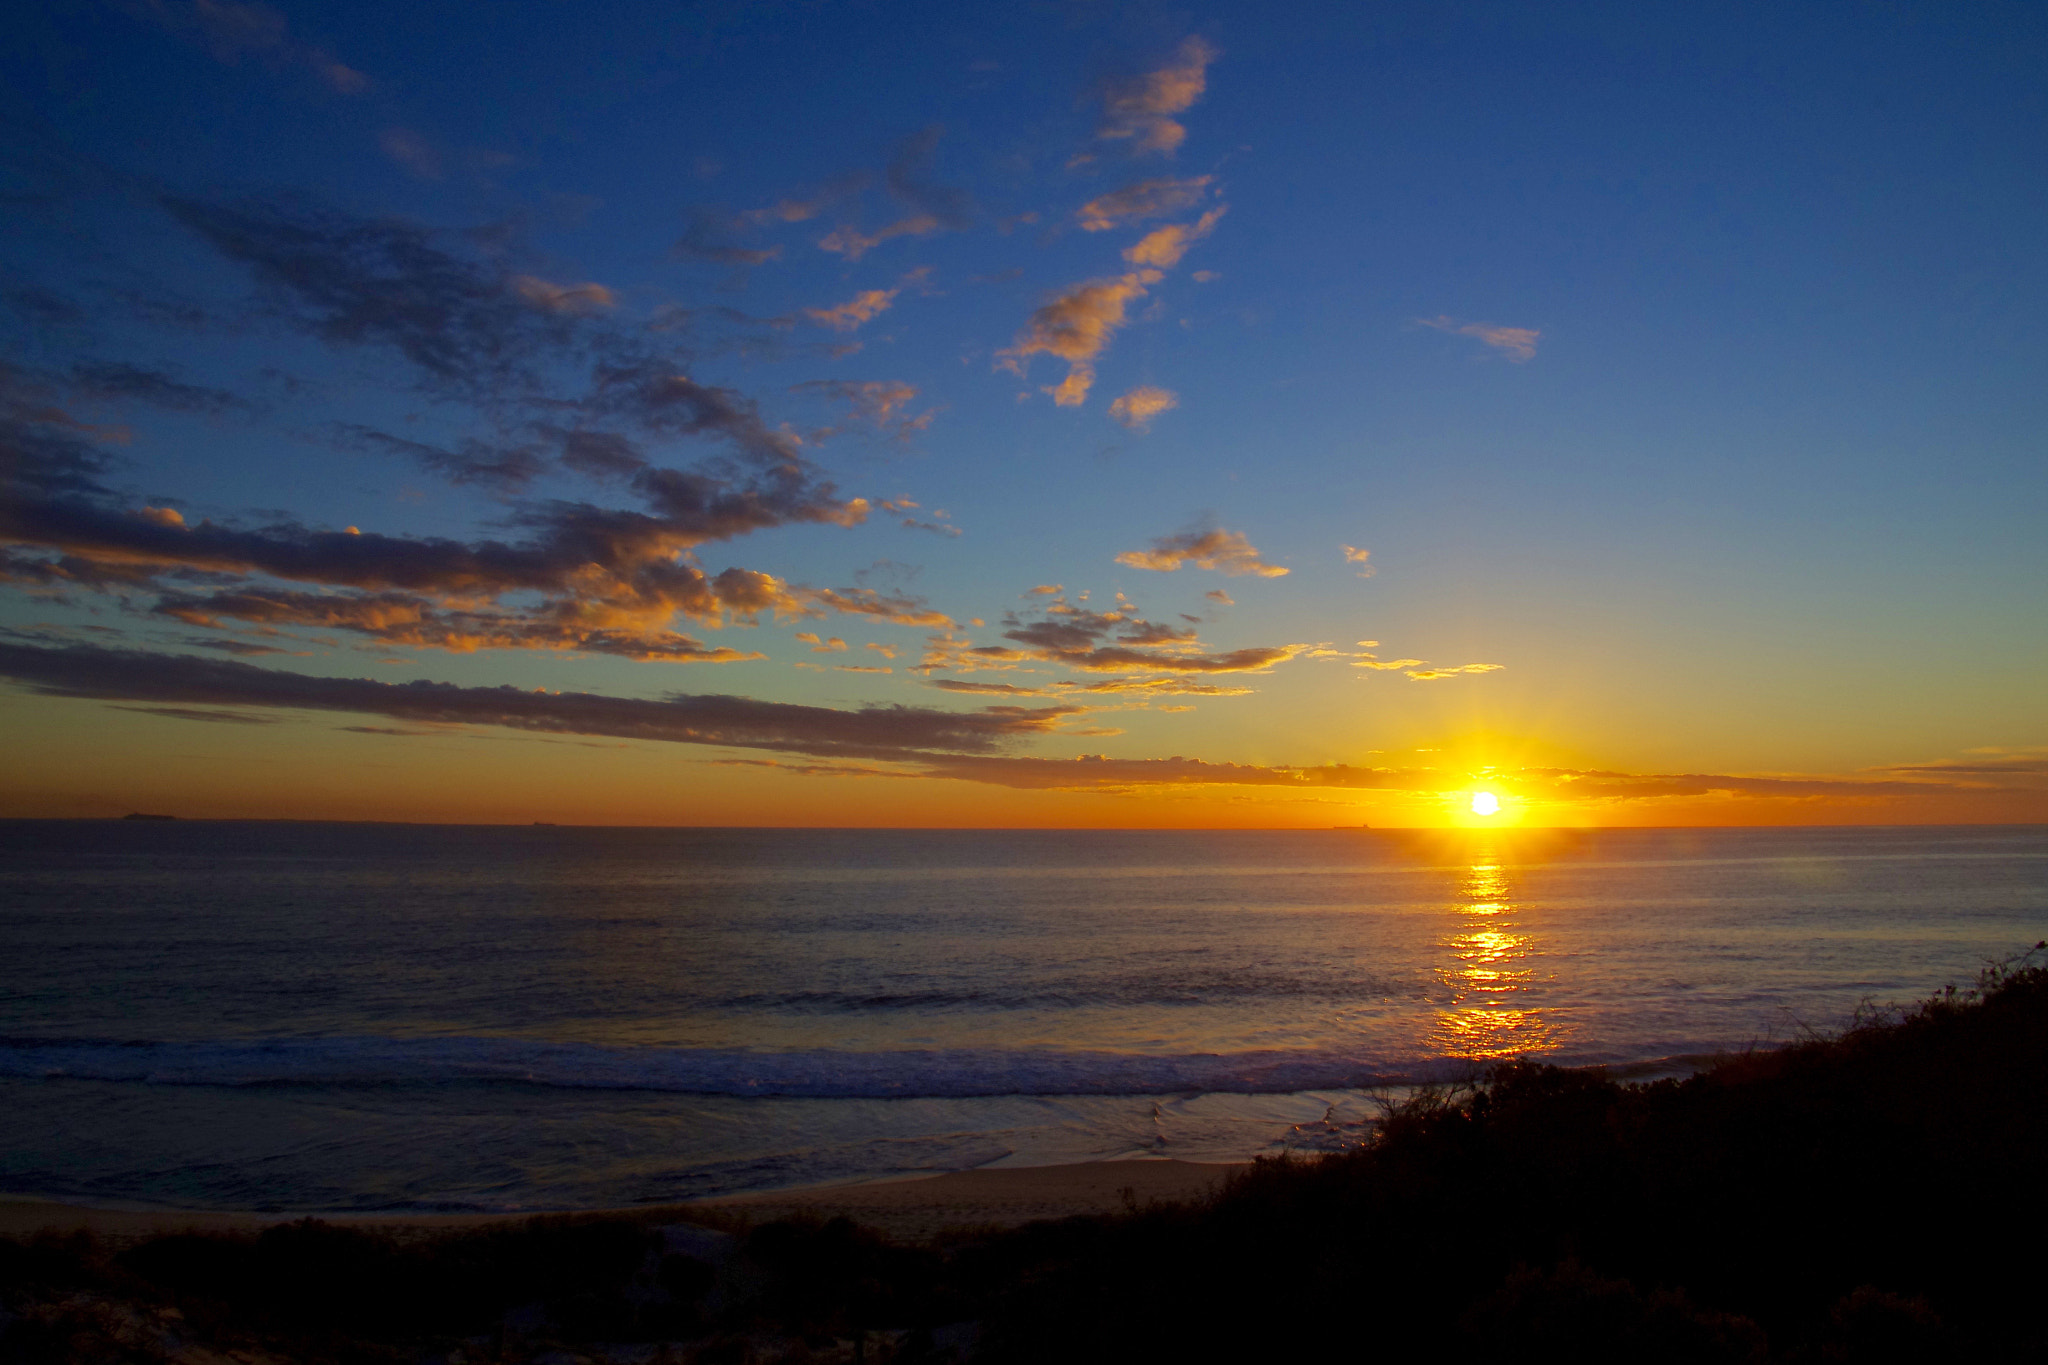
[1,0,2044,827]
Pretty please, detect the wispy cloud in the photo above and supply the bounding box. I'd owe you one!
[0,195,904,664]
[379,128,442,180]
[0,641,1085,762]
[1116,527,1287,578]
[1419,316,1541,362]
[1341,545,1374,577]
[1122,207,1226,269]
[818,215,940,262]
[1403,662,1504,680]
[134,0,367,93]
[801,287,899,332]
[674,208,782,266]
[1077,176,1212,231]
[1093,37,1219,157]
[740,173,872,226]
[511,275,617,314]
[813,127,972,261]
[1108,385,1178,431]
[997,271,1159,405]
[917,591,1299,678]
[795,380,933,439]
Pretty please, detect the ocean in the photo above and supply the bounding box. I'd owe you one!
[2,821,2044,1214]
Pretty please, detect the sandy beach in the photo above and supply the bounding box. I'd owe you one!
[0,1159,1247,1245]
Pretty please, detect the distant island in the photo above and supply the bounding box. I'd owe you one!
[119,812,176,821]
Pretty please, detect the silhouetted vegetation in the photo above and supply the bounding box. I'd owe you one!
[6,947,2046,1362]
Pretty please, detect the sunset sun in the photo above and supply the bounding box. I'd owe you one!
[1470,791,1501,817]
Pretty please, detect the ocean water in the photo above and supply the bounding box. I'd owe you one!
[1,821,2044,1213]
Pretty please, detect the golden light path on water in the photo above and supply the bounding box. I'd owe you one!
[1427,844,1569,1060]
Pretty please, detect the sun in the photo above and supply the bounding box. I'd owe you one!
[1469,791,1501,817]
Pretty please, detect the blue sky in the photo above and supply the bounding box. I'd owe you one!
[2,0,2044,825]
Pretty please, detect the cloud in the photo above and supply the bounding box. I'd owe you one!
[331,424,548,491]
[11,640,2028,810]
[1052,676,1254,697]
[0,640,1096,762]
[511,275,616,314]
[150,585,776,661]
[135,0,368,93]
[802,587,953,628]
[67,362,248,415]
[801,288,899,332]
[802,127,973,261]
[1077,176,1212,231]
[1403,663,1504,680]
[817,215,940,262]
[674,208,782,266]
[157,194,608,400]
[1204,589,1234,606]
[917,593,1300,678]
[794,380,932,438]
[1094,37,1219,156]
[1341,545,1374,578]
[185,637,306,657]
[110,704,277,724]
[1419,316,1541,362]
[998,191,1218,408]
[739,172,872,226]
[3,330,879,665]
[997,270,1160,406]
[1122,206,1226,269]
[796,632,848,653]
[1108,385,1178,431]
[378,128,442,180]
[929,679,1041,696]
[883,126,973,230]
[1116,527,1287,577]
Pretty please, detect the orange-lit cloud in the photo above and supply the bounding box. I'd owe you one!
[801,287,898,331]
[1094,37,1219,156]
[1077,176,1213,231]
[794,379,933,439]
[1116,527,1287,577]
[511,275,617,314]
[1419,315,1541,362]
[1341,544,1374,577]
[1404,662,1504,680]
[1122,207,1226,269]
[1108,385,1178,431]
[997,270,1160,405]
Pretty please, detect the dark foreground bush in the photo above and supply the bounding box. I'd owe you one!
[5,947,2046,1362]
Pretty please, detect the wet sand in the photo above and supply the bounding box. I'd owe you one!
[0,1159,1248,1245]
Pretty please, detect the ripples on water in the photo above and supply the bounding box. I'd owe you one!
[1,821,2043,1210]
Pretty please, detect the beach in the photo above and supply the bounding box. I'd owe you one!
[0,1158,1247,1245]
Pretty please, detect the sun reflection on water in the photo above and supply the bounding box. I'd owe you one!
[1427,848,1567,1060]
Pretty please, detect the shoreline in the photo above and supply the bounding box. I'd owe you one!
[0,1158,1249,1244]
